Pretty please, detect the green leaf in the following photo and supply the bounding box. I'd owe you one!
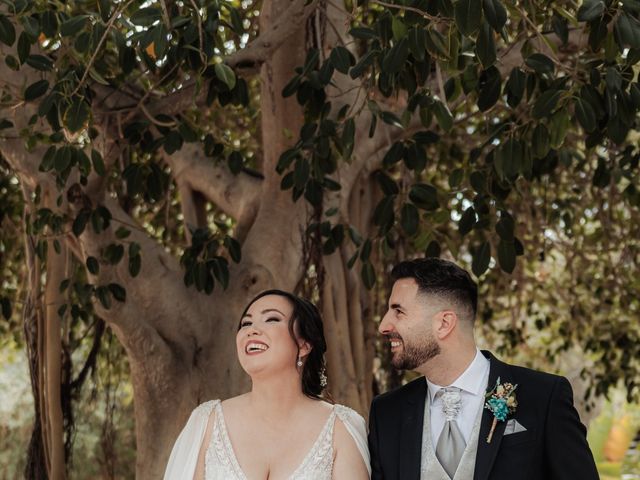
[477,66,502,112]
[25,54,53,71]
[108,283,126,302]
[115,227,131,239]
[215,63,236,90]
[54,146,73,173]
[525,53,555,75]
[432,100,453,131]
[350,50,377,79]
[96,286,111,310]
[532,89,563,119]
[5,54,19,71]
[374,170,400,195]
[476,22,496,68]
[91,149,106,176]
[497,240,516,273]
[382,38,409,74]
[349,27,378,40]
[86,256,100,275]
[42,10,59,37]
[549,109,570,148]
[482,0,507,32]
[129,254,141,277]
[130,7,162,26]
[577,0,605,22]
[532,124,550,159]
[64,98,90,132]
[0,14,16,46]
[104,244,125,265]
[72,209,91,237]
[459,206,476,235]
[60,15,89,37]
[361,261,376,289]
[1,297,12,320]
[574,97,597,132]
[224,236,242,263]
[408,27,427,61]
[24,80,49,101]
[342,118,356,158]
[409,184,439,210]
[17,31,31,63]
[472,241,491,276]
[455,0,482,36]
[506,67,526,107]
[381,111,405,128]
[329,46,355,74]
[373,196,396,230]
[392,16,408,41]
[228,151,243,174]
[425,28,450,58]
[615,12,640,49]
[425,240,442,258]
[495,213,515,240]
[400,203,420,236]
[383,142,405,167]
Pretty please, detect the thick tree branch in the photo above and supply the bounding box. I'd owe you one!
[163,143,262,225]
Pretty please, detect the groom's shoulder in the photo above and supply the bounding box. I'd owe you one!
[372,376,426,409]
[501,358,569,395]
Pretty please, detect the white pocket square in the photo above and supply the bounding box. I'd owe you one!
[504,419,527,435]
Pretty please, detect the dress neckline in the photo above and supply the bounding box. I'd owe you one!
[212,400,336,480]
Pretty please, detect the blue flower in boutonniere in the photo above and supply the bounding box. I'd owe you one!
[484,377,518,443]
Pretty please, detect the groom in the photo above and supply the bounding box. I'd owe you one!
[368,258,599,480]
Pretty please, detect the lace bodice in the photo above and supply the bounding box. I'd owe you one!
[202,400,350,480]
[163,399,370,480]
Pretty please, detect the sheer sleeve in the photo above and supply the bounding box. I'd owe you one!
[164,400,217,480]
[335,405,372,476]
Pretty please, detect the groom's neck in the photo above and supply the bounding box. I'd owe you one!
[416,340,477,386]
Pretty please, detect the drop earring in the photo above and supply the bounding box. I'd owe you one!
[296,357,303,367]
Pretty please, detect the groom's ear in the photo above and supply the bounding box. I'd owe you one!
[435,310,458,339]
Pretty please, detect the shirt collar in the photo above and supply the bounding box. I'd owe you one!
[426,349,490,402]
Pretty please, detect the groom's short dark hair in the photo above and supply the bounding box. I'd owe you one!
[391,258,478,322]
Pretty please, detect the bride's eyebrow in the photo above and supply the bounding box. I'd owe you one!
[261,308,284,316]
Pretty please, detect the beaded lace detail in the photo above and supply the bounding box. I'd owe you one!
[204,400,352,480]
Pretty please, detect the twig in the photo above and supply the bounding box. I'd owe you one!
[159,0,172,30]
[71,0,135,98]
[372,0,438,22]
[190,0,207,69]
[436,61,447,108]
[140,103,176,127]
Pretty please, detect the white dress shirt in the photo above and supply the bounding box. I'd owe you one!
[426,349,490,446]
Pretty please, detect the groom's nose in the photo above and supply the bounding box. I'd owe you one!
[379,310,394,334]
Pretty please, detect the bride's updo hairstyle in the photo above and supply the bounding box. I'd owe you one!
[239,289,328,399]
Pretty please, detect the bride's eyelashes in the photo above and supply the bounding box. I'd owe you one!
[239,320,252,328]
[265,317,280,323]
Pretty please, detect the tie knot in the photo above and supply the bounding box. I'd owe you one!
[438,387,462,421]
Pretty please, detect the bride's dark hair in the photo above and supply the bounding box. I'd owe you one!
[239,289,328,399]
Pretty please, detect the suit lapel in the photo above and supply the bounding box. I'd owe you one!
[473,351,512,480]
[399,377,427,480]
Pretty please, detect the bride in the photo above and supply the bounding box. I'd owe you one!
[164,289,371,479]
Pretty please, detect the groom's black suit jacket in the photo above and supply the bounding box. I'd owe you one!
[368,351,599,480]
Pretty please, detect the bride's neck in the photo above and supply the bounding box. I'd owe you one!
[248,373,310,419]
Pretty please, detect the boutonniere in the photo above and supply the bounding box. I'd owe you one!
[484,377,518,443]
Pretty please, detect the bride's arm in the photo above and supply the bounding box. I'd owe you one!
[192,410,216,480]
[332,414,371,479]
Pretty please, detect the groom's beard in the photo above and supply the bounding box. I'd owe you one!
[388,333,440,370]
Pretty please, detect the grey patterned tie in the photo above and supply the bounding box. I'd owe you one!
[435,387,466,479]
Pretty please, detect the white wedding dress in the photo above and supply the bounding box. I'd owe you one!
[164,400,371,480]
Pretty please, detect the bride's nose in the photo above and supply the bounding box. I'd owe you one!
[246,325,262,336]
